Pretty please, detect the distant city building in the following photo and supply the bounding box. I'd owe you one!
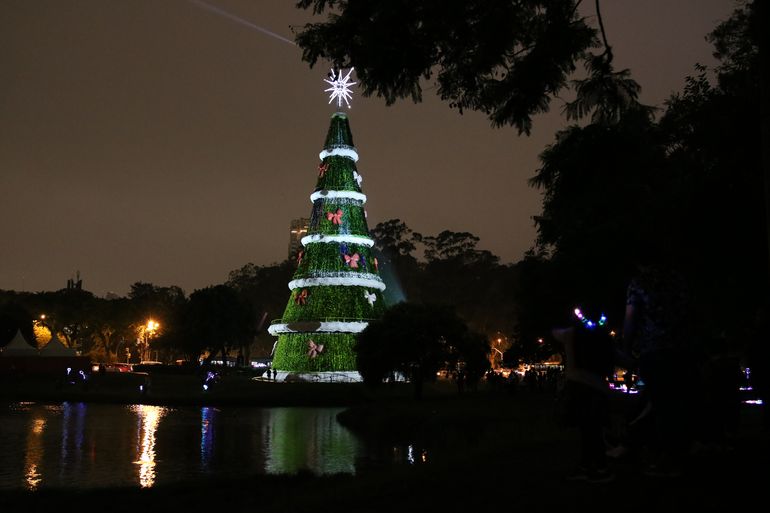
[288,218,309,260]
[67,271,82,290]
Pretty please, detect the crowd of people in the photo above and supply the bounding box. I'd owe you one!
[479,247,767,485]
[544,251,767,484]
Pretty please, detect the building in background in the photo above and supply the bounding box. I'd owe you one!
[288,218,309,260]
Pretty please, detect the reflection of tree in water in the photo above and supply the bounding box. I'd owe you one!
[263,408,359,475]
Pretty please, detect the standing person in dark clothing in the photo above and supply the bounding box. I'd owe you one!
[623,258,691,477]
[553,306,616,483]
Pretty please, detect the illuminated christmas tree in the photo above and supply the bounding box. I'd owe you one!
[268,69,386,381]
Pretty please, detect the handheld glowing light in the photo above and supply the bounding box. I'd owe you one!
[574,307,607,329]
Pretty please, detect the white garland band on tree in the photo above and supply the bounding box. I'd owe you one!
[300,233,375,247]
[268,321,370,335]
[288,275,386,290]
[309,190,367,203]
[319,147,359,162]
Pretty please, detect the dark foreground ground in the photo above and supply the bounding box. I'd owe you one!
[1,371,767,512]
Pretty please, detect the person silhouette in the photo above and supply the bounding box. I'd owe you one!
[623,256,691,477]
[553,306,616,483]
[746,302,770,430]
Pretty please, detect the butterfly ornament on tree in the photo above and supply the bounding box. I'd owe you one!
[307,340,324,358]
[295,289,309,305]
[344,252,360,269]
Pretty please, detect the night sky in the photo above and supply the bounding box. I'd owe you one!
[0,0,735,297]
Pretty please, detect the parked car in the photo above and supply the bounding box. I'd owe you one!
[92,362,133,373]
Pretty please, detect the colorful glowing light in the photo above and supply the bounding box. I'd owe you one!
[574,308,607,329]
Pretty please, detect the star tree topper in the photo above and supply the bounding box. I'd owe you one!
[324,68,356,108]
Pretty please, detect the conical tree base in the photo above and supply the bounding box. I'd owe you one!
[269,112,385,381]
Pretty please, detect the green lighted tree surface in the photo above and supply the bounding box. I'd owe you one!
[271,112,386,374]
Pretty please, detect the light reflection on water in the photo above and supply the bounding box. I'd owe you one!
[200,406,215,471]
[132,404,167,488]
[0,402,413,491]
[24,417,45,490]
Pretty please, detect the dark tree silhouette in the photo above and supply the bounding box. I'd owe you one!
[294,0,596,133]
[227,261,295,357]
[369,219,421,304]
[30,288,96,351]
[371,219,418,257]
[563,53,656,125]
[356,302,488,398]
[522,2,764,347]
[85,297,134,362]
[370,219,517,348]
[185,285,257,366]
[659,10,765,334]
[0,299,34,347]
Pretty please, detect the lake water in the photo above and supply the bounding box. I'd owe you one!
[0,401,421,491]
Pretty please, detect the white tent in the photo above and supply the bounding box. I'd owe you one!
[39,335,77,357]
[0,330,39,356]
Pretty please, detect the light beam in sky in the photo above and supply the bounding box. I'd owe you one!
[187,0,297,46]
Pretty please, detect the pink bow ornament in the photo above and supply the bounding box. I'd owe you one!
[326,209,344,225]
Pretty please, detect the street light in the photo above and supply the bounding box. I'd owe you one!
[143,319,159,362]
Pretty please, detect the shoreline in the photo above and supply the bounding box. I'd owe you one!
[1,374,767,512]
[0,370,422,408]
